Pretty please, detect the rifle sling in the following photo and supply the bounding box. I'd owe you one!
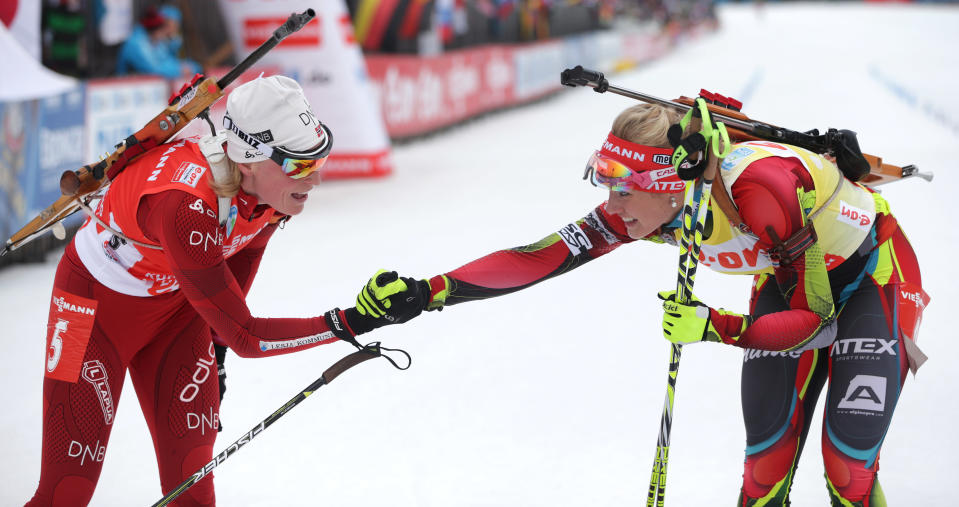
[709,174,746,232]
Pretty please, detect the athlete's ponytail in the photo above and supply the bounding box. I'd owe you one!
[207,159,243,198]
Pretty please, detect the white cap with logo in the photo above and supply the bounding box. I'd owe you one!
[223,75,331,164]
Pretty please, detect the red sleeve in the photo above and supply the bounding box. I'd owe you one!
[138,191,343,357]
[438,203,635,305]
[717,156,836,350]
[211,221,275,347]
[226,222,275,296]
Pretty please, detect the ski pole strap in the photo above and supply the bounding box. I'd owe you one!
[324,341,411,383]
[376,344,412,370]
[713,122,731,158]
[151,341,410,507]
[667,97,731,181]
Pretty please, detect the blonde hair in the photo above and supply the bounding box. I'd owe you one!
[610,103,685,148]
[207,158,243,198]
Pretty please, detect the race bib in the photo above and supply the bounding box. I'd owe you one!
[45,289,98,382]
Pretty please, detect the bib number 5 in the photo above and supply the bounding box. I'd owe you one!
[47,319,68,372]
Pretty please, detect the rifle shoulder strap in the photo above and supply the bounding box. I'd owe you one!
[75,195,162,250]
[198,130,233,226]
[710,172,746,232]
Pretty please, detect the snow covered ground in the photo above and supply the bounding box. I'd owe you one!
[2,3,958,505]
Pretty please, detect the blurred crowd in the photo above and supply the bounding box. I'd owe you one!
[114,5,200,79]
[346,0,716,54]
[40,0,229,79]
[344,0,618,54]
[40,0,717,79]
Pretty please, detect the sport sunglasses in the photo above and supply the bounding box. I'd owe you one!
[223,115,334,179]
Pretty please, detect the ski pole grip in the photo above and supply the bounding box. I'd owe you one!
[322,346,381,384]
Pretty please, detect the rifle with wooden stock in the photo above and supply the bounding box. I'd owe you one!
[1,9,317,257]
[560,64,931,507]
[560,65,932,187]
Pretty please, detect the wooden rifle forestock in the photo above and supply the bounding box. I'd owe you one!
[4,9,317,255]
[60,77,223,196]
[4,78,224,252]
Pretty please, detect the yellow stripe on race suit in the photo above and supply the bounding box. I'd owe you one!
[866,192,898,287]
[800,240,835,320]
[872,240,895,287]
[798,349,819,399]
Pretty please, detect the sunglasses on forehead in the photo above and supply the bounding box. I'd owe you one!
[223,115,334,179]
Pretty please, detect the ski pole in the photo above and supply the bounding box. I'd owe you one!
[647,153,717,507]
[150,342,410,507]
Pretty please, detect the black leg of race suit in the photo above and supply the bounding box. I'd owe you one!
[821,277,907,504]
[738,276,907,505]
[739,280,830,505]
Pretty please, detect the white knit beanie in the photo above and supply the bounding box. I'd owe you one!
[223,75,329,163]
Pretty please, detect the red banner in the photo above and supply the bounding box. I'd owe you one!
[365,46,515,138]
[243,16,322,47]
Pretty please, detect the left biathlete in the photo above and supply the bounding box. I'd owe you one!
[373,103,929,505]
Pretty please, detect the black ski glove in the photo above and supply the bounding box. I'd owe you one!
[323,270,430,347]
[355,269,430,324]
[214,342,228,402]
[213,341,228,432]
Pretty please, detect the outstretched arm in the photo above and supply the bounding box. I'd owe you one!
[427,203,637,308]
[139,191,378,357]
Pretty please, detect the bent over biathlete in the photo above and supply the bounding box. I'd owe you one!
[378,102,929,506]
[28,75,423,506]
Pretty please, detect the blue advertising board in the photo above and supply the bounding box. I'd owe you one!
[36,87,86,228]
[0,86,85,244]
[0,99,39,242]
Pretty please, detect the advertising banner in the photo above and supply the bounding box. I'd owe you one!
[621,30,671,66]
[0,98,38,241]
[365,46,515,138]
[216,0,393,179]
[512,41,564,102]
[84,77,169,164]
[37,88,86,226]
[561,33,602,76]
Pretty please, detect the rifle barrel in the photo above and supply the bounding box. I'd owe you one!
[603,83,759,133]
[218,9,316,89]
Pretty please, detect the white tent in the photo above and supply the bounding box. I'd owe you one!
[0,22,77,102]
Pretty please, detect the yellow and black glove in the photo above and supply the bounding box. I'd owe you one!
[658,290,749,345]
[424,275,450,311]
[355,269,430,324]
[324,270,431,346]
